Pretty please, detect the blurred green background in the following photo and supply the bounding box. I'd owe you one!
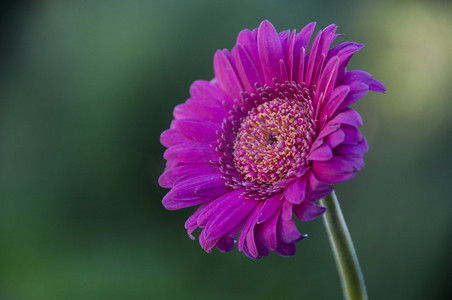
[1,0,451,299]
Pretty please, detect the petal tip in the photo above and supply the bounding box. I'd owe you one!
[370,79,386,93]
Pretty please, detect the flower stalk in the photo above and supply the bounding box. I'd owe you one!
[320,190,368,300]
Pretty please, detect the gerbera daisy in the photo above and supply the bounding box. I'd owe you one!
[159,20,385,258]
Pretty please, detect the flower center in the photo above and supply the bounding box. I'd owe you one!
[233,98,314,184]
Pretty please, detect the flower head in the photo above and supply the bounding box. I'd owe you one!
[159,20,385,258]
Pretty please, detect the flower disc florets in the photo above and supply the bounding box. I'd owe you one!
[234,96,314,184]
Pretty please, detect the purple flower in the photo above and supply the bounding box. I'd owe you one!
[159,20,385,258]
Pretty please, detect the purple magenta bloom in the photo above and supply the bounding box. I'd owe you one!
[159,20,385,258]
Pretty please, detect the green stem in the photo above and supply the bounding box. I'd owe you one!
[320,190,368,300]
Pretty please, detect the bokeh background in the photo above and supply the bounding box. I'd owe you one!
[1,0,451,299]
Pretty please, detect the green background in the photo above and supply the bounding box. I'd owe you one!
[1,0,451,299]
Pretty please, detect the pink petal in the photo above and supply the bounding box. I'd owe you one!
[184,205,206,239]
[341,124,363,145]
[204,195,258,240]
[175,98,228,122]
[285,30,296,81]
[160,128,190,148]
[158,163,218,188]
[325,129,346,149]
[257,193,283,224]
[197,189,243,228]
[237,28,263,80]
[293,22,316,82]
[304,28,322,87]
[257,20,285,83]
[256,208,280,251]
[369,78,386,93]
[238,202,264,258]
[275,239,297,257]
[335,138,368,157]
[306,172,332,201]
[279,217,305,244]
[327,108,363,128]
[319,85,350,123]
[310,123,340,151]
[216,235,235,253]
[337,81,369,111]
[314,56,340,109]
[327,42,365,82]
[162,192,211,210]
[317,24,338,61]
[199,230,219,253]
[284,177,307,205]
[310,24,338,88]
[233,44,262,92]
[308,143,333,161]
[169,174,228,201]
[296,47,306,84]
[281,199,293,221]
[189,80,231,105]
[294,200,326,221]
[213,50,243,100]
[163,143,219,163]
[171,118,220,143]
[312,156,357,183]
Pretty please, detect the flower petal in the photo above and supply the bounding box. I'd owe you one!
[279,217,305,244]
[238,202,264,258]
[369,78,386,93]
[216,235,235,253]
[336,80,370,111]
[204,194,258,240]
[199,231,219,253]
[327,42,365,82]
[275,239,297,257]
[162,192,211,210]
[308,143,333,161]
[163,143,219,163]
[317,24,338,62]
[306,172,332,201]
[335,138,368,157]
[214,50,243,100]
[171,118,220,143]
[258,20,285,83]
[320,85,350,123]
[341,124,363,145]
[185,205,205,239]
[304,28,322,87]
[197,189,243,228]
[160,128,190,148]
[281,198,293,221]
[293,22,316,82]
[294,200,326,221]
[314,56,340,109]
[325,129,346,149]
[284,30,296,81]
[256,208,279,251]
[310,123,340,151]
[233,44,262,92]
[257,193,283,224]
[189,80,231,105]
[327,108,363,128]
[169,174,228,201]
[174,98,228,122]
[284,177,307,205]
[312,156,357,183]
[237,28,263,79]
[158,162,218,188]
